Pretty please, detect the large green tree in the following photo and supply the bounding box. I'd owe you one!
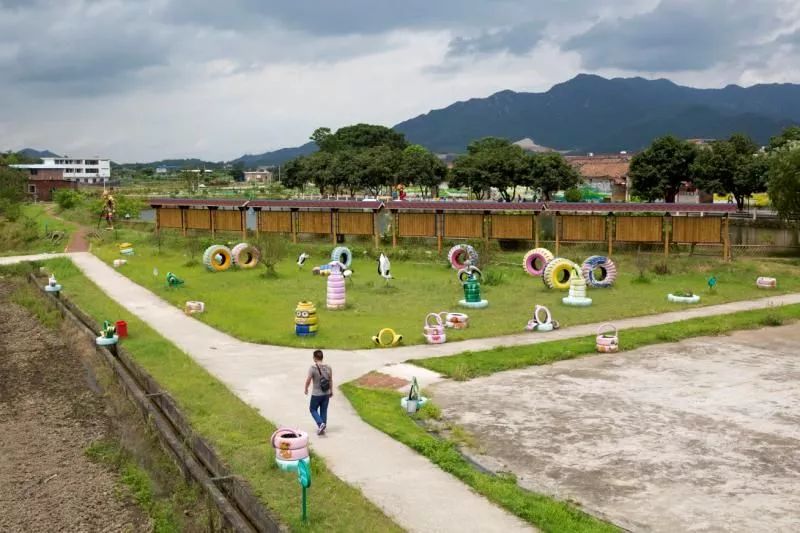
[629,135,697,202]
[398,144,446,198]
[451,137,529,201]
[767,125,800,152]
[529,152,581,201]
[690,133,767,209]
[768,146,800,220]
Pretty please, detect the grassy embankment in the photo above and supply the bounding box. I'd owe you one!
[0,203,74,256]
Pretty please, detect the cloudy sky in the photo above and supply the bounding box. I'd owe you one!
[2,0,799,162]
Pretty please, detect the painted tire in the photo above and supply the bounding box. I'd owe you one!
[276,456,310,472]
[448,244,479,270]
[424,333,446,344]
[275,446,310,461]
[400,396,428,411]
[542,258,578,290]
[331,247,352,268]
[232,243,261,269]
[756,277,776,289]
[581,256,617,288]
[596,344,619,353]
[270,428,309,450]
[295,324,319,334]
[667,294,701,303]
[522,248,554,277]
[534,305,552,325]
[203,245,233,272]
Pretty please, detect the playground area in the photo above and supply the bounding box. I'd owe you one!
[91,228,800,349]
[430,324,800,532]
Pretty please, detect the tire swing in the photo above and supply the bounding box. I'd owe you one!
[447,244,479,270]
[331,246,353,269]
[203,245,233,272]
[231,242,261,269]
[542,258,578,290]
[581,256,617,288]
[522,248,554,277]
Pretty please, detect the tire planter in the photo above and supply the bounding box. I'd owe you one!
[331,246,353,268]
[423,313,446,343]
[581,256,617,288]
[443,312,469,329]
[525,304,558,331]
[543,258,578,290]
[372,328,403,347]
[401,396,428,413]
[667,293,701,304]
[231,242,260,269]
[596,323,618,353]
[448,244,479,270]
[203,245,233,272]
[756,277,777,289]
[276,456,311,473]
[270,428,311,468]
[522,248,554,277]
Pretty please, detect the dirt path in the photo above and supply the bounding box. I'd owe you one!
[65,226,91,252]
[0,281,147,532]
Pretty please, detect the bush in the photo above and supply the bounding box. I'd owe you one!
[255,234,288,277]
[0,198,22,221]
[653,261,670,275]
[564,187,582,202]
[54,189,83,210]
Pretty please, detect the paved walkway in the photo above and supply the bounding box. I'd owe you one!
[7,251,800,532]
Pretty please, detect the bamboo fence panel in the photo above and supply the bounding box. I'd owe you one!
[158,208,182,229]
[214,210,243,232]
[258,211,292,233]
[185,209,211,230]
[298,211,332,234]
[398,213,436,237]
[443,214,483,238]
[560,215,606,241]
[489,214,534,239]
[614,216,663,242]
[337,212,373,235]
[672,217,722,243]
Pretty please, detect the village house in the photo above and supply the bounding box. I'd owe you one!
[566,154,630,201]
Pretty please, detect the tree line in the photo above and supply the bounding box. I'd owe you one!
[281,124,580,201]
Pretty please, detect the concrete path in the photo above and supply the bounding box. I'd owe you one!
[0,253,68,266]
[10,250,800,532]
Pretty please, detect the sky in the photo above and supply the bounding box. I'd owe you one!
[1,0,799,162]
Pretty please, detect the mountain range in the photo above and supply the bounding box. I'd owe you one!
[18,74,800,167]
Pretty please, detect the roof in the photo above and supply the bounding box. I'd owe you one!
[148,198,248,208]
[248,200,383,210]
[546,202,737,213]
[386,201,545,212]
[567,156,630,184]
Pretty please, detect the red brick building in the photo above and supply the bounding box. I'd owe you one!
[566,154,631,201]
[23,168,78,201]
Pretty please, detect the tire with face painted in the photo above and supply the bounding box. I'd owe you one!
[581,256,617,288]
[231,242,261,269]
[331,246,353,268]
[542,258,578,290]
[203,245,233,272]
[448,244,479,270]
[522,248,554,277]
[270,428,309,450]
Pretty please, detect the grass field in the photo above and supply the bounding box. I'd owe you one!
[342,383,619,533]
[89,229,800,349]
[0,203,73,256]
[26,257,401,533]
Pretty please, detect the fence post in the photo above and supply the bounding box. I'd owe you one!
[253,208,261,238]
[373,211,380,249]
[723,215,731,261]
[534,213,540,248]
[239,207,247,241]
[392,211,398,248]
[436,211,443,254]
[291,209,298,244]
[607,214,613,256]
[155,206,161,235]
[180,206,188,237]
[663,215,670,258]
[331,210,337,245]
[209,207,217,239]
[554,214,560,256]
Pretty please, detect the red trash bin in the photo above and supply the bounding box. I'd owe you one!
[115,320,128,338]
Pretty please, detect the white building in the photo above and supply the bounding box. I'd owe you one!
[12,156,111,185]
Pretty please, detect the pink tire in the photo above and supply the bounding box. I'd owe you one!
[275,446,310,461]
[448,244,479,270]
[596,344,619,353]
[522,248,554,277]
[424,333,446,344]
[271,428,309,450]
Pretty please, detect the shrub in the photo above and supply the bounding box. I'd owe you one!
[564,187,582,202]
[255,234,288,277]
[54,189,83,210]
[482,269,506,286]
[760,313,784,326]
[653,261,670,275]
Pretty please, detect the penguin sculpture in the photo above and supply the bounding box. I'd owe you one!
[378,253,392,283]
[297,252,310,268]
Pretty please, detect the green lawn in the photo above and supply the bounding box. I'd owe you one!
[89,229,800,349]
[0,203,74,256]
[341,383,619,533]
[30,257,401,533]
[414,304,800,380]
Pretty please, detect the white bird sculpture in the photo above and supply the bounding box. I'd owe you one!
[378,253,392,283]
[297,252,310,268]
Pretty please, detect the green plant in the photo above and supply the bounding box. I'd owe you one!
[673,289,693,297]
[54,189,84,210]
[255,234,289,277]
[653,261,670,275]
[564,187,582,202]
[482,269,506,286]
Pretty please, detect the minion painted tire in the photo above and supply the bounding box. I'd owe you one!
[581,256,617,288]
[523,248,554,277]
[543,258,578,290]
[295,324,318,336]
[203,245,233,272]
[448,244,479,270]
[331,246,353,268]
[232,243,261,269]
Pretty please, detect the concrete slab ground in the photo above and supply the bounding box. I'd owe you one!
[431,325,800,532]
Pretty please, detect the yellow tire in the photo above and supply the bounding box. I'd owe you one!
[203,245,233,272]
[542,258,578,290]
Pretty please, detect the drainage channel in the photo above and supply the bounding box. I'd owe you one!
[30,273,284,533]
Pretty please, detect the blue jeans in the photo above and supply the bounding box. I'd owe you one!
[309,394,330,427]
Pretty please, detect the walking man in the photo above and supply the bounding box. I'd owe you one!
[304,349,332,435]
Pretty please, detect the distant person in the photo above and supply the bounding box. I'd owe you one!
[304,349,332,435]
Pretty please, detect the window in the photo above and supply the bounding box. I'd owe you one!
[28,184,36,193]
[85,168,98,173]
[30,169,38,175]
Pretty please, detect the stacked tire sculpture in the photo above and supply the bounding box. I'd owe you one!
[270,428,310,472]
[331,246,353,269]
[231,242,260,269]
[756,276,777,289]
[596,323,619,353]
[542,258,579,290]
[423,313,446,344]
[523,248,554,277]
[326,261,347,310]
[581,256,617,288]
[295,301,318,336]
[203,245,233,272]
[448,244,479,270]
[525,305,558,332]
[562,270,593,306]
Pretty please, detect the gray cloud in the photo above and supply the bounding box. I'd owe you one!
[447,21,547,57]
[565,0,787,71]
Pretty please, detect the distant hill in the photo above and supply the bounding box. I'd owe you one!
[230,142,317,168]
[118,158,224,170]
[393,74,800,153]
[18,148,60,158]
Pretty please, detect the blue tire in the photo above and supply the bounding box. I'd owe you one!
[331,246,353,268]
